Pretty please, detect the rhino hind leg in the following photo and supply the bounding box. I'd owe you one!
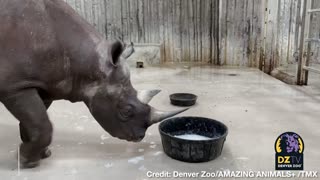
[3,89,53,168]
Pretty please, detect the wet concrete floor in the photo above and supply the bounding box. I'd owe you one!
[0,66,319,180]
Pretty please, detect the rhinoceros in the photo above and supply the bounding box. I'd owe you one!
[0,0,187,168]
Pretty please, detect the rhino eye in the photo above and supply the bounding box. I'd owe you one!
[119,105,133,121]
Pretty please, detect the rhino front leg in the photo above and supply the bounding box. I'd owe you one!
[19,98,53,160]
[43,100,53,109]
[19,124,52,160]
[3,89,53,168]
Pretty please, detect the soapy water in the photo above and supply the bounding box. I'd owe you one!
[236,157,249,161]
[100,134,109,140]
[75,126,84,131]
[174,134,212,141]
[128,156,144,164]
[138,165,147,171]
[153,151,163,156]
[138,149,145,152]
[104,163,114,169]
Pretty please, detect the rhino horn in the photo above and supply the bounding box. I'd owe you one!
[137,90,161,104]
[149,107,189,124]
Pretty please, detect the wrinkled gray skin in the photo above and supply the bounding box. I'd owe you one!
[0,0,187,168]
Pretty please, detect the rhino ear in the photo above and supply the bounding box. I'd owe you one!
[122,42,135,59]
[110,40,125,66]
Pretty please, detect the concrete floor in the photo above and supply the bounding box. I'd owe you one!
[0,66,320,180]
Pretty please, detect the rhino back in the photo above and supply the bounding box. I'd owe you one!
[0,0,103,100]
[0,0,64,95]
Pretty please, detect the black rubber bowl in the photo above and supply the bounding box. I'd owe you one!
[170,93,197,106]
[159,117,228,163]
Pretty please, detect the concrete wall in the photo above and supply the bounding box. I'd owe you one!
[309,0,320,64]
[64,0,220,64]
[219,0,265,67]
[262,0,302,73]
[63,0,319,72]
[261,0,320,74]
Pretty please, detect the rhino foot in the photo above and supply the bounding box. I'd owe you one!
[17,146,51,168]
[19,154,40,169]
[21,160,40,169]
[40,148,52,159]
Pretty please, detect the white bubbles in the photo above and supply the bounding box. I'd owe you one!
[128,156,144,164]
[104,163,114,169]
[100,134,109,141]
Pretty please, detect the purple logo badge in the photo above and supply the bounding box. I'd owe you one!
[275,132,304,170]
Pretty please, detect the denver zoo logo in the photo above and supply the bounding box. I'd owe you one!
[275,132,304,170]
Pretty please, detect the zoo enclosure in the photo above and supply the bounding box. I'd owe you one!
[63,0,320,84]
[297,0,320,85]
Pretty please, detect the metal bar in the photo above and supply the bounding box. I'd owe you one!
[303,66,320,74]
[304,42,312,85]
[305,38,320,43]
[302,0,314,85]
[308,8,320,13]
[297,0,309,85]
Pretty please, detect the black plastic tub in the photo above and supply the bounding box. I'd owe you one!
[159,117,228,163]
[170,93,197,106]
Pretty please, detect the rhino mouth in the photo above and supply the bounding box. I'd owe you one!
[119,135,144,142]
[130,137,144,142]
